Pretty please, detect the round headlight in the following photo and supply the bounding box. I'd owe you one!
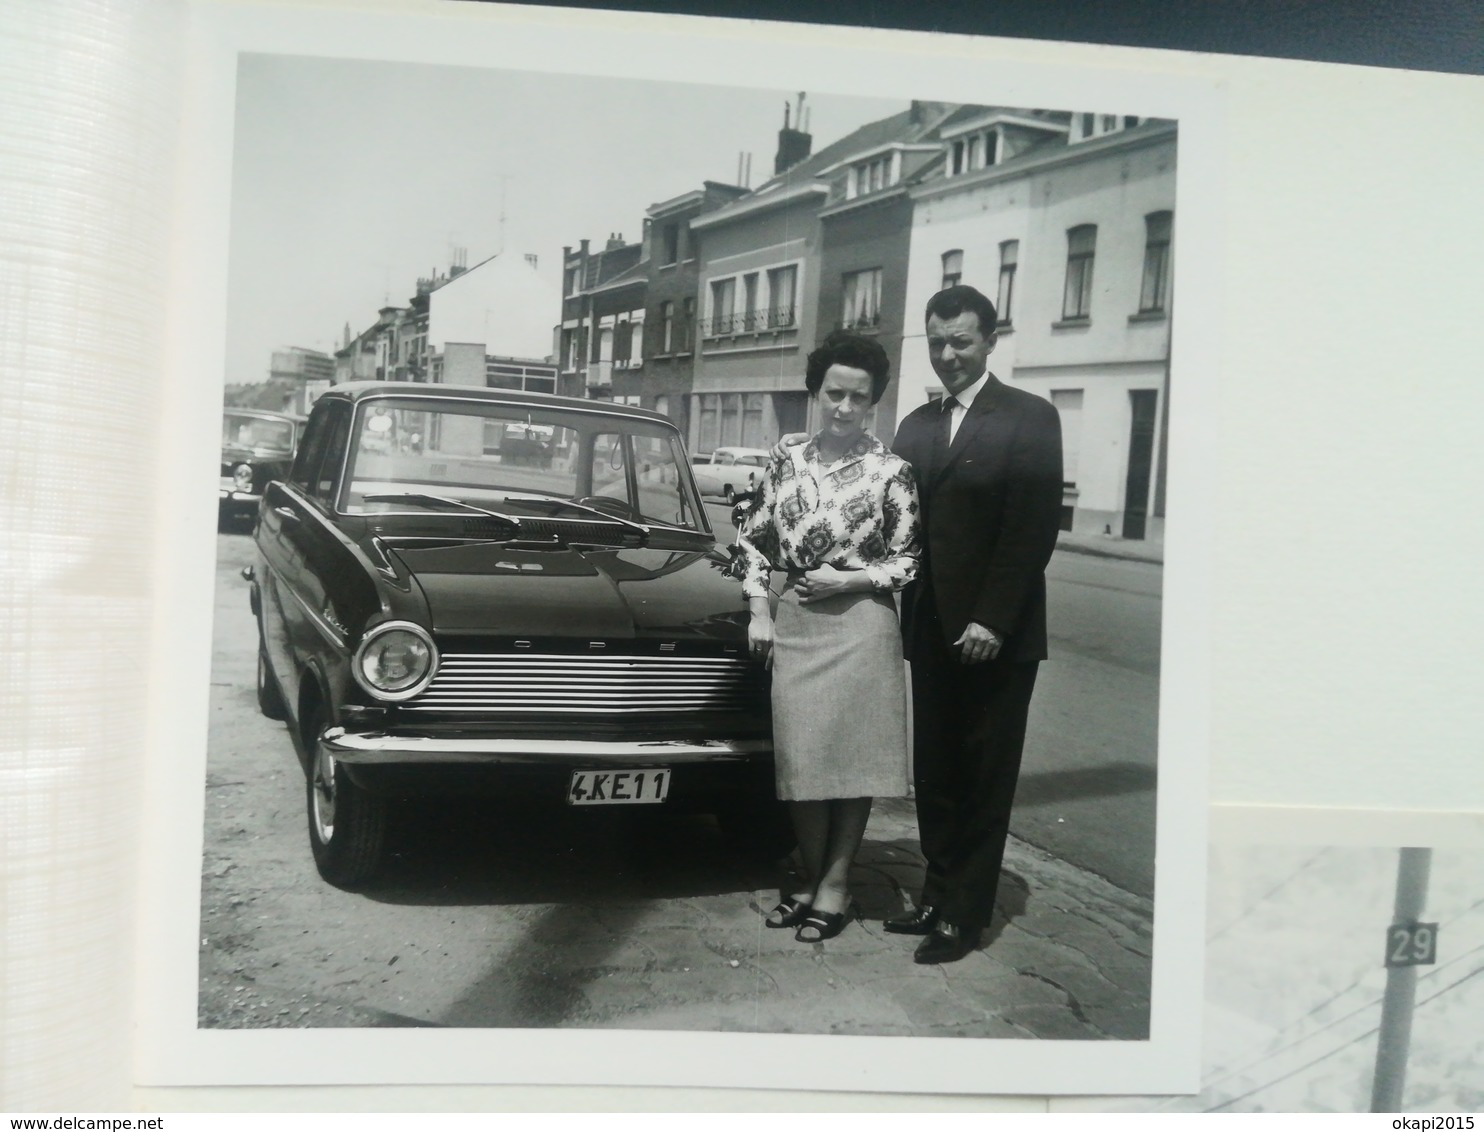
[233,463,254,491]
[352,622,438,701]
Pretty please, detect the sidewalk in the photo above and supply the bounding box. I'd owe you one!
[1056,529,1164,565]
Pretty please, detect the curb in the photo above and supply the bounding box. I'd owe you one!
[1055,539,1164,566]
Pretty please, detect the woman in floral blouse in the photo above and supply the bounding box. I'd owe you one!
[735,330,921,943]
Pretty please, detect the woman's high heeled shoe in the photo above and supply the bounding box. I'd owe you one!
[794,902,860,943]
[765,898,812,929]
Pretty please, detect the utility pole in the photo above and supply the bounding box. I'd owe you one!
[1370,847,1435,1112]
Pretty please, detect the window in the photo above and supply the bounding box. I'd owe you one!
[698,394,720,452]
[658,301,674,352]
[720,394,741,447]
[1062,225,1096,321]
[614,320,632,364]
[661,223,680,265]
[1080,112,1094,138]
[629,315,643,364]
[966,135,980,170]
[1050,390,1084,487]
[710,278,736,335]
[767,265,797,328]
[314,408,351,504]
[743,394,766,447]
[681,297,695,350]
[563,267,579,296]
[849,154,893,196]
[1101,114,1118,133]
[743,272,760,330]
[841,268,882,330]
[950,140,965,175]
[941,249,963,289]
[984,130,999,166]
[1138,211,1172,313]
[996,240,1018,325]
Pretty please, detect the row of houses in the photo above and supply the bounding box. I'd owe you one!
[557,99,1175,541]
[313,97,1175,542]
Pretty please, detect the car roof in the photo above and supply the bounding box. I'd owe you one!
[223,407,303,423]
[315,380,674,426]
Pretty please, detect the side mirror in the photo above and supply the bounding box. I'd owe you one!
[729,489,759,529]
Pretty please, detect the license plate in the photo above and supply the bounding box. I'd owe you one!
[567,768,671,806]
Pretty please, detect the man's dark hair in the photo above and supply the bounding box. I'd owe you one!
[925,284,998,335]
[805,329,893,404]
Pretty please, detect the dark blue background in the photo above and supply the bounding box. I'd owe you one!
[466,0,1482,76]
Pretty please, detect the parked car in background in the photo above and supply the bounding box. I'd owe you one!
[688,446,771,503]
[244,381,786,887]
[220,408,303,527]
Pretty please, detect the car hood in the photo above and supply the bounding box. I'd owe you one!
[221,443,293,463]
[384,539,748,641]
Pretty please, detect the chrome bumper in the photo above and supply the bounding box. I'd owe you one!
[320,728,772,766]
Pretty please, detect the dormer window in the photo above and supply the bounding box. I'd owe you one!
[847,152,898,199]
[946,127,1001,176]
[1071,113,1144,144]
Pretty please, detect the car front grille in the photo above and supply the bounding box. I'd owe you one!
[403,652,766,715]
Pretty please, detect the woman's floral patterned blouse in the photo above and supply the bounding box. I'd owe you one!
[734,431,921,600]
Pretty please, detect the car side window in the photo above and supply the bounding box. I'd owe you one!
[312,406,351,506]
[289,409,332,492]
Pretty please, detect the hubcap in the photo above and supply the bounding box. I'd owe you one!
[311,741,337,842]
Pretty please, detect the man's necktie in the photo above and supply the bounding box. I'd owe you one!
[930,398,953,480]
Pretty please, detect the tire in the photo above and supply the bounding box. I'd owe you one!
[304,702,388,888]
[255,648,289,721]
[716,795,797,861]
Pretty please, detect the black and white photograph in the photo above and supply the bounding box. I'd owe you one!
[1059,844,1484,1112]
[138,0,1215,1096]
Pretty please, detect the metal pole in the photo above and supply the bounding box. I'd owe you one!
[1370,847,1433,1112]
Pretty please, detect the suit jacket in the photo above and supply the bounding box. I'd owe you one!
[892,373,1064,664]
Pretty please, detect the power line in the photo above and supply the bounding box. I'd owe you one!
[1198,894,1484,1093]
[1207,849,1330,943]
[1203,948,1484,1111]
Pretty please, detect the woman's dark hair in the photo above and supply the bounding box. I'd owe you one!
[924,284,998,335]
[805,330,893,404]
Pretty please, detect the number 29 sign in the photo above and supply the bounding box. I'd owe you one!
[1385,921,1439,968]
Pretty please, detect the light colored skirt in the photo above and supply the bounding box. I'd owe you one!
[770,583,910,802]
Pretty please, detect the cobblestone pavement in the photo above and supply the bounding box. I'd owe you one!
[201,789,1152,1040]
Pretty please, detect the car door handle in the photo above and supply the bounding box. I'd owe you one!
[273,506,299,523]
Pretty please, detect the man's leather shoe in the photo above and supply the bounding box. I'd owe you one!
[882,904,940,935]
[913,921,981,965]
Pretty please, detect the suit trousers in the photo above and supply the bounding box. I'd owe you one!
[909,620,1039,932]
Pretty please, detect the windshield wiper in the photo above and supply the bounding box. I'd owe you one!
[361,493,523,528]
[500,492,650,542]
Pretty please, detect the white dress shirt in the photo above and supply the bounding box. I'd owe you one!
[946,372,991,444]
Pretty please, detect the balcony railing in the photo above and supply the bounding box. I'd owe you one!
[701,304,797,338]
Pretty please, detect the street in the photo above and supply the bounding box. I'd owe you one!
[198,517,1158,1038]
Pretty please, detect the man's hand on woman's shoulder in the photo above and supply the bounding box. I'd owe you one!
[769,433,810,461]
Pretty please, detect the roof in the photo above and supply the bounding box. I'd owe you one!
[316,381,675,425]
[223,407,304,423]
[588,259,647,295]
[692,103,963,230]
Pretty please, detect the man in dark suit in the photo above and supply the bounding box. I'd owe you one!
[882,284,1063,964]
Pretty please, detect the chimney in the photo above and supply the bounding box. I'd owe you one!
[774,91,813,175]
[606,232,625,251]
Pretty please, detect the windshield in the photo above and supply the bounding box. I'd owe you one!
[342,397,706,532]
[224,414,295,454]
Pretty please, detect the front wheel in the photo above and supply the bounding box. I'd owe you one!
[305,706,387,888]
